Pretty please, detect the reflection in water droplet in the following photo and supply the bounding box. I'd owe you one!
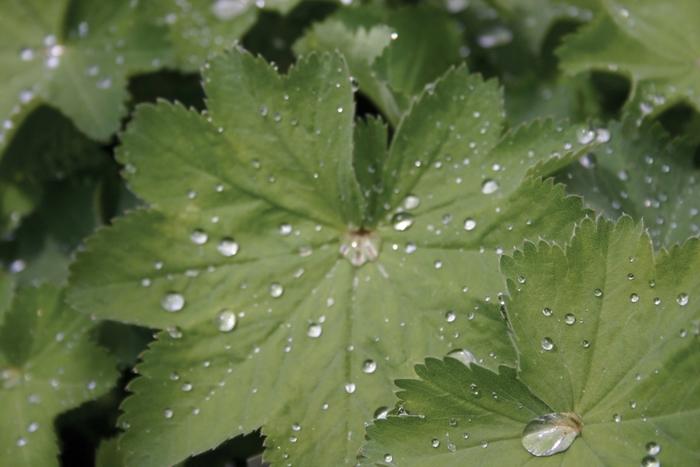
[521,412,582,457]
[481,179,499,194]
[161,293,185,312]
[216,309,237,332]
[217,238,239,257]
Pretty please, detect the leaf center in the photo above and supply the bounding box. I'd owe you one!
[339,229,381,266]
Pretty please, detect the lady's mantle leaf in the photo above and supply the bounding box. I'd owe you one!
[67,49,597,466]
[0,285,118,466]
[558,120,700,248]
[558,0,700,119]
[0,0,171,147]
[362,217,700,466]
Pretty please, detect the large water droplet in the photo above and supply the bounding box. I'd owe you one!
[576,128,595,145]
[362,359,377,374]
[161,293,185,312]
[463,217,477,231]
[307,323,322,338]
[447,348,476,366]
[217,238,239,257]
[521,412,582,457]
[216,309,237,332]
[481,179,499,194]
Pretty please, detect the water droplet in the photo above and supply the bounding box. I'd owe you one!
[447,348,476,366]
[521,412,582,457]
[612,413,621,423]
[481,179,499,194]
[181,382,193,392]
[630,293,640,303]
[344,383,356,394]
[279,223,292,236]
[164,409,174,419]
[542,307,553,317]
[362,359,377,374]
[161,293,185,312]
[307,323,322,338]
[582,339,591,349]
[190,229,208,245]
[17,437,27,447]
[403,195,420,210]
[392,212,414,232]
[541,337,554,351]
[577,128,595,145]
[646,441,660,455]
[594,288,603,297]
[27,422,39,433]
[216,309,236,332]
[217,238,239,257]
[384,454,393,463]
[676,293,689,306]
[19,47,35,61]
[445,310,456,323]
[269,283,284,298]
[641,456,660,467]
[463,217,477,231]
[374,407,389,419]
[564,313,576,325]
[431,438,440,448]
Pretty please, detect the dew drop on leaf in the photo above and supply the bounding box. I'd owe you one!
[541,337,554,351]
[676,293,689,306]
[542,307,553,317]
[431,438,440,448]
[279,223,292,236]
[641,456,660,467]
[163,409,174,419]
[463,217,477,231]
[190,229,208,245]
[217,238,239,257]
[646,441,661,455]
[216,309,237,332]
[306,323,322,338]
[402,194,420,210]
[564,313,576,325]
[161,293,185,312]
[576,128,595,145]
[384,454,393,462]
[362,359,377,374]
[521,412,582,457]
[344,383,356,394]
[447,348,476,366]
[481,179,499,194]
[269,283,284,298]
[392,212,414,232]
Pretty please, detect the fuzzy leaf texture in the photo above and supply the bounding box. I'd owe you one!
[558,0,700,119]
[0,284,118,466]
[67,49,599,466]
[0,0,171,148]
[361,217,700,466]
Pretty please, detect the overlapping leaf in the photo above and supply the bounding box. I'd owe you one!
[294,5,463,125]
[362,217,700,465]
[0,285,118,466]
[558,120,700,247]
[67,49,598,466]
[558,0,700,118]
[0,0,171,148]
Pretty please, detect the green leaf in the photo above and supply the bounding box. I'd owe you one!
[294,5,463,125]
[0,0,171,146]
[557,0,700,118]
[67,49,597,466]
[362,217,700,465]
[0,285,118,466]
[0,106,105,235]
[486,0,597,53]
[557,120,700,247]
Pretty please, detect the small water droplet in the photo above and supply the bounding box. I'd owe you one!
[612,413,621,423]
[594,288,603,297]
[541,337,554,351]
[463,217,477,231]
[307,323,322,338]
[521,412,582,457]
[161,293,185,312]
[269,283,284,298]
[27,422,39,433]
[646,441,660,456]
[344,383,356,394]
[564,313,576,325]
[190,229,208,245]
[447,348,476,366]
[676,293,689,306]
[445,310,456,323]
[392,212,414,232]
[640,456,660,467]
[362,359,377,374]
[431,438,440,448]
[17,437,27,447]
[384,454,393,463]
[181,382,193,392]
[279,223,292,236]
[217,238,239,257]
[216,309,237,332]
[481,179,499,194]
[542,307,553,317]
[576,128,595,145]
[403,195,420,210]
[164,409,174,419]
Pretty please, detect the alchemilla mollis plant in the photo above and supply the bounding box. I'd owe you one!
[0,1,698,466]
